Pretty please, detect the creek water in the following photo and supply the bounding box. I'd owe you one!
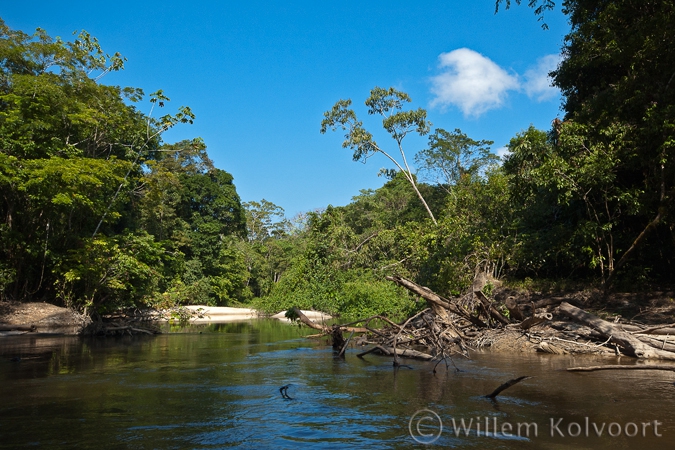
[1,319,674,449]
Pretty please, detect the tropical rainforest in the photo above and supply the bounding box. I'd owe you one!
[1,0,674,321]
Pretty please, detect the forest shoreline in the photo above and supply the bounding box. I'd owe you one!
[3,287,674,362]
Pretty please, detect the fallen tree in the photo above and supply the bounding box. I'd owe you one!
[289,276,506,365]
[558,302,675,360]
[289,276,675,365]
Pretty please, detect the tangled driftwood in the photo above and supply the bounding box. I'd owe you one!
[291,276,675,367]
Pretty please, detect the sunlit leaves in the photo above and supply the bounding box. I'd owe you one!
[366,87,430,143]
[21,156,130,219]
[58,233,163,311]
[320,98,379,162]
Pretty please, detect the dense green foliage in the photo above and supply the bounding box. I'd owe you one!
[497,0,675,284]
[3,1,674,321]
[0,20,250,312]
[256,0,675,318]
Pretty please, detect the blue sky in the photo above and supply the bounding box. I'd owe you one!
[2,1,568,219]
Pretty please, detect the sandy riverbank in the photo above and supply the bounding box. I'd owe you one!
[181,305,332,323]
[0,302,332,334]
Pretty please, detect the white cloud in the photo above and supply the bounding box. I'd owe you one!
[523,54,561,102]
[429,49,562,117]
[430,48,519,117]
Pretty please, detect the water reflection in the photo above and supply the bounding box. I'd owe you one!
[1,321,674,449]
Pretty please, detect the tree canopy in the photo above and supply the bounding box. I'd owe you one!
[0,20,248,311]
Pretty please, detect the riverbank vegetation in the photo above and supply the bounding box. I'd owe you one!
[1,0,675,325]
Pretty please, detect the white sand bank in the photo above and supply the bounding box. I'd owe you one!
[177,306,331,323]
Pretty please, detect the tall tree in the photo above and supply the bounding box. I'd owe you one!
[0,20,148,301]
[0,20,223,309]
[415,128,498,190]
[176,168,247,269]
[243,199,288,243]
[503,125,626,278]
[321,87,438,224]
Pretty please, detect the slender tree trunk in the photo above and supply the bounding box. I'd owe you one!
[378,147,437,225]
[406,173,437,225]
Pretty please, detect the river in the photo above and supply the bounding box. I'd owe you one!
[1,319,674,449]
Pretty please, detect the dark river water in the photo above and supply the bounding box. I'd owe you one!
[1,320,674,449]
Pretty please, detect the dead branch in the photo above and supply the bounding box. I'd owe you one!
[474,290,510,326]
[290,307,367,333]
[504,297,524,321]
[392,308,430,365]
[336,315,392,329]
[385,275,487,327]
[291,307,327,331]
[631,325,675,336]
[635,335,675,353]
[356,346,381,358]
[338,330,355,357]
[567,365,675,372]
[485,376,531,399]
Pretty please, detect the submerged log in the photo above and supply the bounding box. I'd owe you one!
[356,345,433,361]
[558,302,675,360]
[103,325,156,335]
